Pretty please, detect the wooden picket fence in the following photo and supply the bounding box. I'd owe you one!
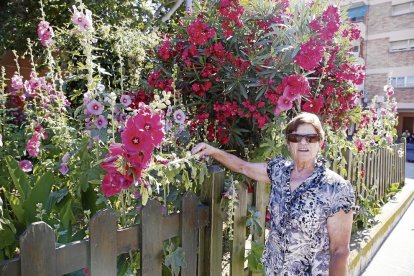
[0,142,406,275]
[0,165,225,276]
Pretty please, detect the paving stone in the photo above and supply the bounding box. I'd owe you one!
[361,163,414,276]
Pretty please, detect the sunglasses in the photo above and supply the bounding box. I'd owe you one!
[286,133,321,143]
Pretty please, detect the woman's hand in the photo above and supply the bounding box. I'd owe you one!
[191,142,218,158]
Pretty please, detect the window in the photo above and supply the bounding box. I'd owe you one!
[390,76,414,87]
[390,39,414,51]
[348,6,368,22]
[392,2,414,16]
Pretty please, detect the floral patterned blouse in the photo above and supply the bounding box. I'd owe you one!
[262,155,355,276]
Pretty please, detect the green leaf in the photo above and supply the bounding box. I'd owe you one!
[246,241,264,272]
[46,188,69,212]
[22,172,54,223]
[5,156,30,200]
[3,190,25,225]
[164,243,186,276]
[0,223,16,249]
[182,170,191,190]
[141,185,149,206]
[59,197,75,230]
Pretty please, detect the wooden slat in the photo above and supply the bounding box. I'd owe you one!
[20,222,57,276]
[253,183,267,244]
[117,226,139,254]
[251,182,268,276]
[181,192,198,276]
[141,199,163,276]
[345,149,353,182]
[374,150,379,200]
[56,239,89,275]
[199,165,224,276]
[0,258,20,276]
[231,183,248,276]
[367,152,375,192]
[90,209,117,276]
[198,226,206,276]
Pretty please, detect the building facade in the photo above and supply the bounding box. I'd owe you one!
[343,0,414,135]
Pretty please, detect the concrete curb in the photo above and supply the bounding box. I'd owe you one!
[348,178,414,276]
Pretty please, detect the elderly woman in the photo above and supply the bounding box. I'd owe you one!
[192,112,355,276]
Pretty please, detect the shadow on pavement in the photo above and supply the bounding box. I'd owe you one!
[407,143,414,163]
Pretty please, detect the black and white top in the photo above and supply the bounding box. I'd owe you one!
[262,155,355,276]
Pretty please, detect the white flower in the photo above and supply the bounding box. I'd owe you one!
[173,109,186,124]
[96,83,105,92]
[0,134,2,147]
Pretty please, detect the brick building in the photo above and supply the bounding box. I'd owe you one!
[343,0,414,135]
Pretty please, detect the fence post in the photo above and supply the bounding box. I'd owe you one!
[20,222,56,276]
[199,165,224,276]
[89,209,118,276]
[231,182,248,276]
[181,192,199,276]
[402,138,406,184]
[253,183,267,245]
[141,199,163,276]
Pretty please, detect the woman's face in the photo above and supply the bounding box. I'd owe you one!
[287,123,322,164]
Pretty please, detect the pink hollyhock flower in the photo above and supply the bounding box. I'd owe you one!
[120,94,132,107]
[277,95,293,112]
[165,119,173,132]
[280,75,311,100]
[101,172,132,197]
[101,143,125,174]
[121,117,153,153]
[26,132,41,157]
[129,112,165,147]
[71,6,93,32]
[37,20,54,47]
[173,109,186,125]
[126,151,151,178]
[354,139,365,152]
[11,74,24,90]
[86,99,104,115]
[59,163,69,175]
[62,152,70,163]
[18,160,33,173]
[384,85,394,97]
[95,115,108,129]
[166,106,173,117]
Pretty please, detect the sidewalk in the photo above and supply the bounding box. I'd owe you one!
[361,162,414,276]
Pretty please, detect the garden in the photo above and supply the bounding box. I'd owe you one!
[0,0,402,274]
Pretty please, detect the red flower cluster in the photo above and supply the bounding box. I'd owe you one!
[293,38,325,71]
[294,5,343,71]
[218,0,244,37]
[147,70,173,92]
[187,17,216,45]
[158,40,173,61]
[309,6,341,41]
[335,63,365,85]
[101,104,165,197]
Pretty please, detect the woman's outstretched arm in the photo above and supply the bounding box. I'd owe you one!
[191,142,270,183]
